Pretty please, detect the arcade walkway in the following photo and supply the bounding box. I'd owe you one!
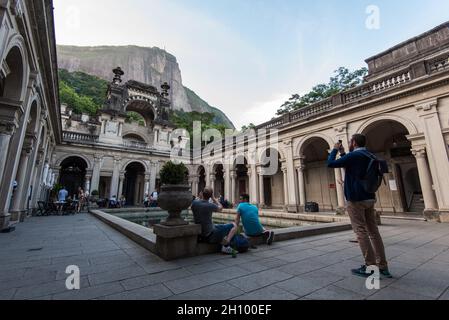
[1,214,449,300]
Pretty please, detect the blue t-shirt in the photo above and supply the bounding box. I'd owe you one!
[237,202,264,236]
[58,189,68,202]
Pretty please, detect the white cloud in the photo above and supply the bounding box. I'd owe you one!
[236,93,291,129]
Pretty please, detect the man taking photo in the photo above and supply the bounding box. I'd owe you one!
[328,134,392,279]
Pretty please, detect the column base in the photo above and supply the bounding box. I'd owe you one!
[10,210,27,222]
[286,205,299,213]
[153,224,202,261]
[423,209,442,222]
[439,211,449,223]
[0,213,11,230]
[336,207,347,216]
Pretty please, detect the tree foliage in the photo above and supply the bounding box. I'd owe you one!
[276,67,368,115]
[170,110,228,143]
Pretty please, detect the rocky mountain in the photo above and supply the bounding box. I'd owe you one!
[57,45,235,129]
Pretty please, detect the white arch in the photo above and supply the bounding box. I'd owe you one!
[197,165,206,175]
[122,131,151,144]
[123,96,157,116]
[355,114,419,136]
[295,132,335,156]
[258,146,286,163]
[56,154,92,170]
[25,94,42,137]
[2,33,30,102]
[122,159,149,173]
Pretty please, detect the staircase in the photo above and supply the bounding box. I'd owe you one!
[408,193,425,214]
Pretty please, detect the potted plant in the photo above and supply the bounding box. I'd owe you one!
[158,161,191,226]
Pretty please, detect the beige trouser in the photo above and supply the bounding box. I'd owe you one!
[347,201,388,270]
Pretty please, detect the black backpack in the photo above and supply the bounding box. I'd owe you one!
[230,234,250,253]
[357,150,389,194]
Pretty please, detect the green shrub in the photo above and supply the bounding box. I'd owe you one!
[159,161,188,185]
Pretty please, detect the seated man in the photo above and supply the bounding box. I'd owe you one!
[191,187,238,255]
[109,195,118,208]
[235,194,275,245]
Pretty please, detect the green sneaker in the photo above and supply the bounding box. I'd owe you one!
[380,269,393,279]
[351,265,371,278]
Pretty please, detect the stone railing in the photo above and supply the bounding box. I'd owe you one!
[290,98,334,121]
[343,69,411,104]
[122,140,151,151]
[63,131,99,143]
[428,53,449,74]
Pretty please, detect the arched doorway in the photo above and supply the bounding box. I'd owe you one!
[125,100,156,128]
[123,133,148,148]
[0,45,25,183]
[301,137,337,211]
[362,120,425,214]
[197,166,206,195]
[123,162,146,206]
[213,164,225,197]
[59,157,88,199]
[260,148,284,209]
[1,46,24,100]
[234,156,249,200]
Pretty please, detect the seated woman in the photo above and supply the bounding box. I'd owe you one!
[234,194,275,245]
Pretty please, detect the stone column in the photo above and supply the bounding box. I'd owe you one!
[416,100,449,221]
[11,145,33,220]
[258,167,265,208]
[90,155,103,193]
[118,173,125,198]
[210,176,217,196]
[84,173,92,194]
[282,164,289,211]
[248,164,258,204]
[296,163,306,212]
[335,168,346,215]
[224,162,231,201]
[144,173,151,196]
[412,147,438,217]
[230,171,237,205]
[284,139,299,213]
[149,161,158,194]
[110,157,121,198]
[0,122,16,182]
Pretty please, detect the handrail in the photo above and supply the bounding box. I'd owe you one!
[62,131,99,143]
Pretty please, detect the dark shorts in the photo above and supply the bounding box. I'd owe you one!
[208,223,235,244]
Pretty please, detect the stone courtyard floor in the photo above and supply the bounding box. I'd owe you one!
[1,214,449,300]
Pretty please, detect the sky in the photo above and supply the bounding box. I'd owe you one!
[53,0,449,129]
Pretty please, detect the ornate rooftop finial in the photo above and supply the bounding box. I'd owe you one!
[161,82,170,98]
[112,67,124,84]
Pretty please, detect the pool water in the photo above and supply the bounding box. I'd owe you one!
[108,209,319,229]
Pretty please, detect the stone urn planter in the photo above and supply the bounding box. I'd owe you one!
[157,161,192,227]
[158,184,192,226]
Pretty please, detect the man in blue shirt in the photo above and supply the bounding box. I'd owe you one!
[235,194,274,245]
[328,134,392,279]
[57,186,69,215]
[58,187,68,202]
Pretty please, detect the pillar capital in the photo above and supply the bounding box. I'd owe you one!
[0,121,16,136]
[412,147,427,159]
[334,123,348,134]
[416,100,438,115]
[283,138,293,147]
